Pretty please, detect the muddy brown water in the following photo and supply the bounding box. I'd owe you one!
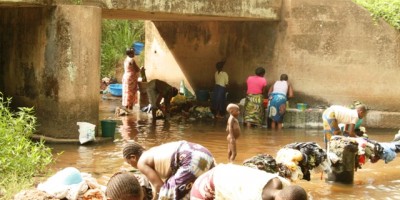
[47,97,400,200]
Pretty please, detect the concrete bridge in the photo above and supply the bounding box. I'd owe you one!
[0,0,399,139]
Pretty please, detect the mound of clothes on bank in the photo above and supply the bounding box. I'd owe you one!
[14,167,106,200]
[243,142,329,181]
[243,130,400,182]
[328,132,400,172]
[140,94,215,120]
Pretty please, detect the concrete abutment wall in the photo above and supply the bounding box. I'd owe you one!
[144,0,400,129]
[144,21,279,101]
[0,5,101,138]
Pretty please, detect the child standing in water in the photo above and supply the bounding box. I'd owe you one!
[226,103,241,162]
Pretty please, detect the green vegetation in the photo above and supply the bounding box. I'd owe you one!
[0,93,54,199]
[71,0,82,5]
[353,0,400,30]
[101,20,145,79]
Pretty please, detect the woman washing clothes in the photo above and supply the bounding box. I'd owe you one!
[122,140,216,200]
[267,74,294,130]
[244,67,267,127]
[146,79,178,121]
[190,163,308,200]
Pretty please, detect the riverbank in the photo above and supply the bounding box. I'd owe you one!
[31,134,114,144]
[283,108,400,129]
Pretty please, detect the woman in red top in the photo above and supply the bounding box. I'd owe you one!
[244,67,267,127]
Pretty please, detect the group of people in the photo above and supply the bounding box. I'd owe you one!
[211,62,368,141]
[105,139,308,200]
[105,103,369,200]
[121,47,178,121]
[121,51,295,128]
[104,101,311,200]
[211,61,294,130]
[122,51,368,144]
[114,54,373,199]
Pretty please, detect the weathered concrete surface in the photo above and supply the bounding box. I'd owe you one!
[284,109,400,129]
[0,0,282,21]
[144,21,279,101]
[0,5,101,138]
[283,108,324,129]
[272,0,400,111]
[101,0,282,21]
[144,0,400,129]
[0,0,49,6]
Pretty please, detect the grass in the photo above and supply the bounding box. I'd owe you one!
[353,0,400,30]
[0,93,54,199]
[101,20,145,79]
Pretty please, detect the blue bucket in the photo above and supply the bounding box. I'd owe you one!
[132,42,144,55]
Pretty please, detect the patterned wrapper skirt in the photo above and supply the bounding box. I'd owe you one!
[159,141,216,200]
[268,93,287,123]
[122,72,138,108]
[244,94,264,126]
[322,108,341,144]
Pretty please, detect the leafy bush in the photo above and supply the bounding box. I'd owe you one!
[0,93,54,199]
[101,20,145,79]
[353,0,400,30]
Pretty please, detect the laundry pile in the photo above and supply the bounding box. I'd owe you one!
[242,153,293,181]
[281,142,328,181]
[243,142,329,182]
[243,153,278,174]
[188,106,214,119]
[14,167,106,200]
[327,134,400,172]
[275,148,305,181]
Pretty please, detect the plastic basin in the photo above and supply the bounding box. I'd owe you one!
[109,84,122,97]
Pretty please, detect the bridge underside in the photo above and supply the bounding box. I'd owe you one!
[102,10,278,21]
[0,1,281,138]
[1,0,400,139]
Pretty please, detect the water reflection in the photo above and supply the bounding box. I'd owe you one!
[47,99,400,199]
[119,116,139,141]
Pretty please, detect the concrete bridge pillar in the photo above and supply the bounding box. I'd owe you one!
[41,5,102,138]
[0,5,102,139]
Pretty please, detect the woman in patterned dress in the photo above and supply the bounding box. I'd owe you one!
[122,140,216,200]
[122,48,140,110]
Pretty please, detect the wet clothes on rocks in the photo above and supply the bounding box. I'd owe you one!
[282,142,327,181]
